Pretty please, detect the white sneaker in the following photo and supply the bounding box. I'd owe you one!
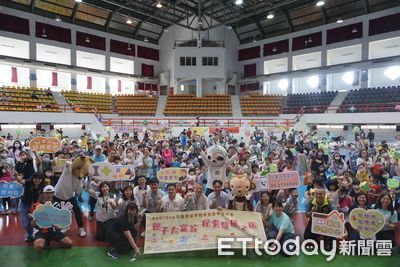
[140,232,145,237]
[78,228,87,237]
[61,226,70,234]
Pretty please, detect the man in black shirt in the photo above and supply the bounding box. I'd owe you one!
[105,203,141,260]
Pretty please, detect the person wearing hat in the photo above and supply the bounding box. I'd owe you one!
[31,185,73,252]
[92,145,106,163]
[0,147,15,173]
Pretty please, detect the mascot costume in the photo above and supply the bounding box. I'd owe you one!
[200,145,237,194]
[54,156,93,237]
[228,174,253,211]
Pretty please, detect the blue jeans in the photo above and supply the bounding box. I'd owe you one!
[20,202,32,239]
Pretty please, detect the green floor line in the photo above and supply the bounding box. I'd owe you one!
[0,246,398,267]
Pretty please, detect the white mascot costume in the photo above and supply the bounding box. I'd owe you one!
[54,156,93,237]
[200,145,237,194]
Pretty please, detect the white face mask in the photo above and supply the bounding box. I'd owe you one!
[0,153,7,159]
[381,153,388,158]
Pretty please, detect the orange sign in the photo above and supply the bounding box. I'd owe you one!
[29,137,62,153]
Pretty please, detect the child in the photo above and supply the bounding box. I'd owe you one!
[282,159,295,172]
[181,168,195,191]
[368,174,381,205]
[0,165,13,215]
[316,164,328,181]
[356,163,369,184]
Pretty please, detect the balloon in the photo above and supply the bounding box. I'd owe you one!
[143,120,148,126]
[99,136,105,142]
[105,126,111,133]
[360,181,370,193]
[387,179,399,189]
[16,130,22,136]
[352,126,360,134]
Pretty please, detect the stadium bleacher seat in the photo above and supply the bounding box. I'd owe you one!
[115,95,158,116]
[240,94,283,116]
[61,91,113,114]
[283,91,338,114]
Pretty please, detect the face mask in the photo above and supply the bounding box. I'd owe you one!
[127,153,133,157]
[335,157,340,160]
[350,146,356,150]
[43,158,50,162]
[2,169,6,174]
[15,144,20,148]
[382,174,389,179]
[318,152,323,156]
[0,153,7,159]
[45,172,52,177]
[381,153,388,158]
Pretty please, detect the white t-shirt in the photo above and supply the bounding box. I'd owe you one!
[162,194,186,212]
[133,185,151,208]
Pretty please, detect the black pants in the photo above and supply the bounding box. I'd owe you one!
[376,230,395,245]
[105,225,137,253]
[2,197,10,210]
[89,196,97,216]
[96,219,116,241]
[54,196,84,228]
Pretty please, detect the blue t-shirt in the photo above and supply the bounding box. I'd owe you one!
[269,212,295,234]
[92,154,106,163]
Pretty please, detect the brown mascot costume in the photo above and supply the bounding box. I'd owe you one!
[228,174,254,211]
[54,156,93,237]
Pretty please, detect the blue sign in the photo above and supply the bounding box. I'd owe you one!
[33,202,72,228]
[0,181,24,198]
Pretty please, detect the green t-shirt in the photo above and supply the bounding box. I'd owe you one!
[269,212,295,234]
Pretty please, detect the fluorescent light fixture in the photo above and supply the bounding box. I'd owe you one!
[278,79,289,90]
[384,66,400,80]
[144,37,149,42]
[85,37,90,43]
[41,28,47,38]
[352,28,358,33]
[55,16,61,22]
[252,38,257,43]
[127,44,132,51]
[75,0,82,3]
[180,84,185,91]
[272,47,277,52]
[235,0,243,5]
[54,124,83,129]
[1,124,36,129]
[317,125,344,129]
[267,13,274,20]
[342,71,354,85]
[316,1,325,7]
[155,1,163,8]
[126,18,133,24]
[337,17,343,23]
[307,75,319,89]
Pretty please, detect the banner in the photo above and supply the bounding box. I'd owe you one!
[311,211,345,238]
[259,171,300,190]
[53,159,68,173]
[0,181,24,198]
[33,202,72,228]
[209,127,240,134]
[157,168,188,183]
[89,162,135,181]
[144,210,266,254]
[192,127,209,137]
[349,208,385,238]
[29,136,61,153]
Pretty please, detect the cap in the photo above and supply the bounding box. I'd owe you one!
[95,145,102,150]
[180,163,187,168]
[43,185,55,193]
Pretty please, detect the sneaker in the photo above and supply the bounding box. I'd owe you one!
[61,226,70,234]
[78,228,87,237]
[24,237,33,242]
[107,248,119,259]
[129,256,137,262]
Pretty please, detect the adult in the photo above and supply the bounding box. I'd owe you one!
[136,147,153,179]
[146,178,164,213]
[184,183,208,211]
[374,193,398,245]
[356,149,374,174]
[207,180,229,209]
[161,183,185,212]
[162,145,174,166]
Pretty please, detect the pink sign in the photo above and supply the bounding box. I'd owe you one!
[265,171,300,190]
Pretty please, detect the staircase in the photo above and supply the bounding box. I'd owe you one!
[231,95,242,117]
[325,91,349,114]
[155,95,167,117]
[52,91,73,113]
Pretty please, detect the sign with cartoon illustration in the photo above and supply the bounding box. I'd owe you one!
[349,208,385,238]
[0,181,24,198]
[89,162,116,181]
[53,159,68,173]
[33,201,72,228]
[114,165,135,180]
[157,168,188,183]
[29,136,61,153]
[144,210,266,254]
[311,211,346,238]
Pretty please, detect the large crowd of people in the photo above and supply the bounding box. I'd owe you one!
[0,127,399,259]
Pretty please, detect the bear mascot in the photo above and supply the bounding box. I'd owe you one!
[54,156,93,237]
[200,145,237,195]
[228,174,254,211]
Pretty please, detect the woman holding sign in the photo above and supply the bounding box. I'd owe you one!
[374,193,398,246]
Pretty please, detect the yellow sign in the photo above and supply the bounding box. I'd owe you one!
[157,168,188,183]
[29,137,61,153]
[144,210,266,254]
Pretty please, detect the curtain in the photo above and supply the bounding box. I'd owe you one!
[51,72,58,87]
[11,67,18,83]
[118,80,122,92]
[87,76,92,90]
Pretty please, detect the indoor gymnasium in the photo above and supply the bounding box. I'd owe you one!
[0,0,399,267]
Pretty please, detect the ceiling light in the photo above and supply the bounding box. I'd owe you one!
[144,37,149,42]
[278,79,289,90]
[267,13,274,20]
[180,84,185,91]
[127,44,132,51]
[252,38,257,43]
[316,1,325,7]
[41,28,47,38]
[85,37,90,43]
[155,1,163,8]
[384,66,400,81]
[308,37,312,43]
[75,0,82,3]
[126,18,133,25]
[307,75,319,89]
[227,25,233,29]
[342,71,354,85]
[235,0,243,5]
[55,16,61,22]
[337,17,343,23]
[272,47,277,52]
[352,28,358,33]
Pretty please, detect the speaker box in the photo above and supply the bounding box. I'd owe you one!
[312,125,317,131]
[343,125,349,131]
[82,124,86,130]
[49,124,54,130]
[396,125,400,132]
[36,124,41,130]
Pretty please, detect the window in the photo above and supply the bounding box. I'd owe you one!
[202,57,218,66]
[180,57,196,66]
